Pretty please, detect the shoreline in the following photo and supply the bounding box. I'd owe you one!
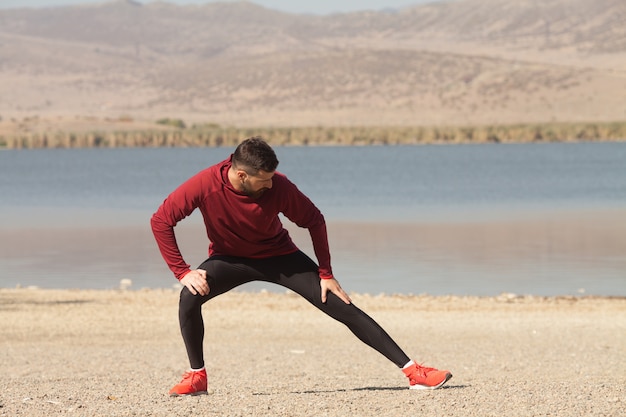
[1,208,625,297]
[3,286,626,301]
[2,120,625,149]
[3,286,626,299]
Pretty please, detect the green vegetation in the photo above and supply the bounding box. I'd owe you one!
[1,121,625,149]
[156,118,187,129]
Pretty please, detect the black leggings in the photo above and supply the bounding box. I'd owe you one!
[178,250,410,369]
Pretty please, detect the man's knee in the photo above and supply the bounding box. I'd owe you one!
[179,287,204,315]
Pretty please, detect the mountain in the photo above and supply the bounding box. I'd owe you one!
[0,0,624,128]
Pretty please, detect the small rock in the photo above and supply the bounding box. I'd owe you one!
[119,279,132,291]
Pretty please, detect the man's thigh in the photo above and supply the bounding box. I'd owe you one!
[198,255,263,299]
[199,251,319,296]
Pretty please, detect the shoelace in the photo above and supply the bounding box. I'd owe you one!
[179,371,203,385]
[417,365,436,375]
[180,371,194,381]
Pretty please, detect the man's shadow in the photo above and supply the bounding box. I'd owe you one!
[252,384,468,395]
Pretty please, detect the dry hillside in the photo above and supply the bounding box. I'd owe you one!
[0,0,624,131]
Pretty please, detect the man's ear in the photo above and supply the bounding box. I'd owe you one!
[237,170,248,182]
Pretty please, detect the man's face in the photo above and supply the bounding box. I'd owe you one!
[240,169,274,199]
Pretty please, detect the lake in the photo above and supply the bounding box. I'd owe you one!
[1,142,625,296]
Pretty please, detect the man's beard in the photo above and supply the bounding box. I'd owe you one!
[241,183,269,199]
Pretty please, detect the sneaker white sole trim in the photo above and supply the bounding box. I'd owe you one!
[169,390,208,397]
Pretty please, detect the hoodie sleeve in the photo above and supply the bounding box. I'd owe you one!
[150,171,206,280]
[279,176,333,279]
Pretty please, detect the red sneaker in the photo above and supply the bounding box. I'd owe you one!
[403,362,452,390]
[169,368,208,396]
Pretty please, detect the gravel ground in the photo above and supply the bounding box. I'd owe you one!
[0,289,624,416]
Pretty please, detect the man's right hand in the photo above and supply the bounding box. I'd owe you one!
[180,269,209,296]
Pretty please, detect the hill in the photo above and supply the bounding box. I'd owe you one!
[0,0,624,132]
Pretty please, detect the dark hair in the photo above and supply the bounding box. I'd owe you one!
[232,136,279,174]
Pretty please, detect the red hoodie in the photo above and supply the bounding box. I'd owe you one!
[151,156,333,281]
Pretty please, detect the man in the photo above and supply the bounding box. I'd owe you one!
[151,137,452,396]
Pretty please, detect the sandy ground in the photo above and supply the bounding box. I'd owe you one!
[0,289,624,416]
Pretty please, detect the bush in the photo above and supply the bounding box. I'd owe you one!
[156,118,186,129]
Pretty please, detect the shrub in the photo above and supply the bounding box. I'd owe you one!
[156,118,186,129]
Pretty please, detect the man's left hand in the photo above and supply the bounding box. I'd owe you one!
[320,277,352,304]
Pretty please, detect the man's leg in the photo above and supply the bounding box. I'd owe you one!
[170,256,266,396]
[174,252,451,392]
[178,256,264,369]
[254,251,411,367]
[254,251,452,389]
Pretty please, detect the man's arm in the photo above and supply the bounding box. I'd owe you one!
[307,220,333,279]
[150,211,192,280]
[279,177,351,305]
[150,171,206,280]
[151,216,209,294]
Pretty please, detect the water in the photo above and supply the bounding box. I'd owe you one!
[1,143,625,296]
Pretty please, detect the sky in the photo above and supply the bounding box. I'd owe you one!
[0,0,438,14]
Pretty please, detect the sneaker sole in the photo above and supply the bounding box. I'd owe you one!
[409,372,452,390]
[169,390,208,397]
